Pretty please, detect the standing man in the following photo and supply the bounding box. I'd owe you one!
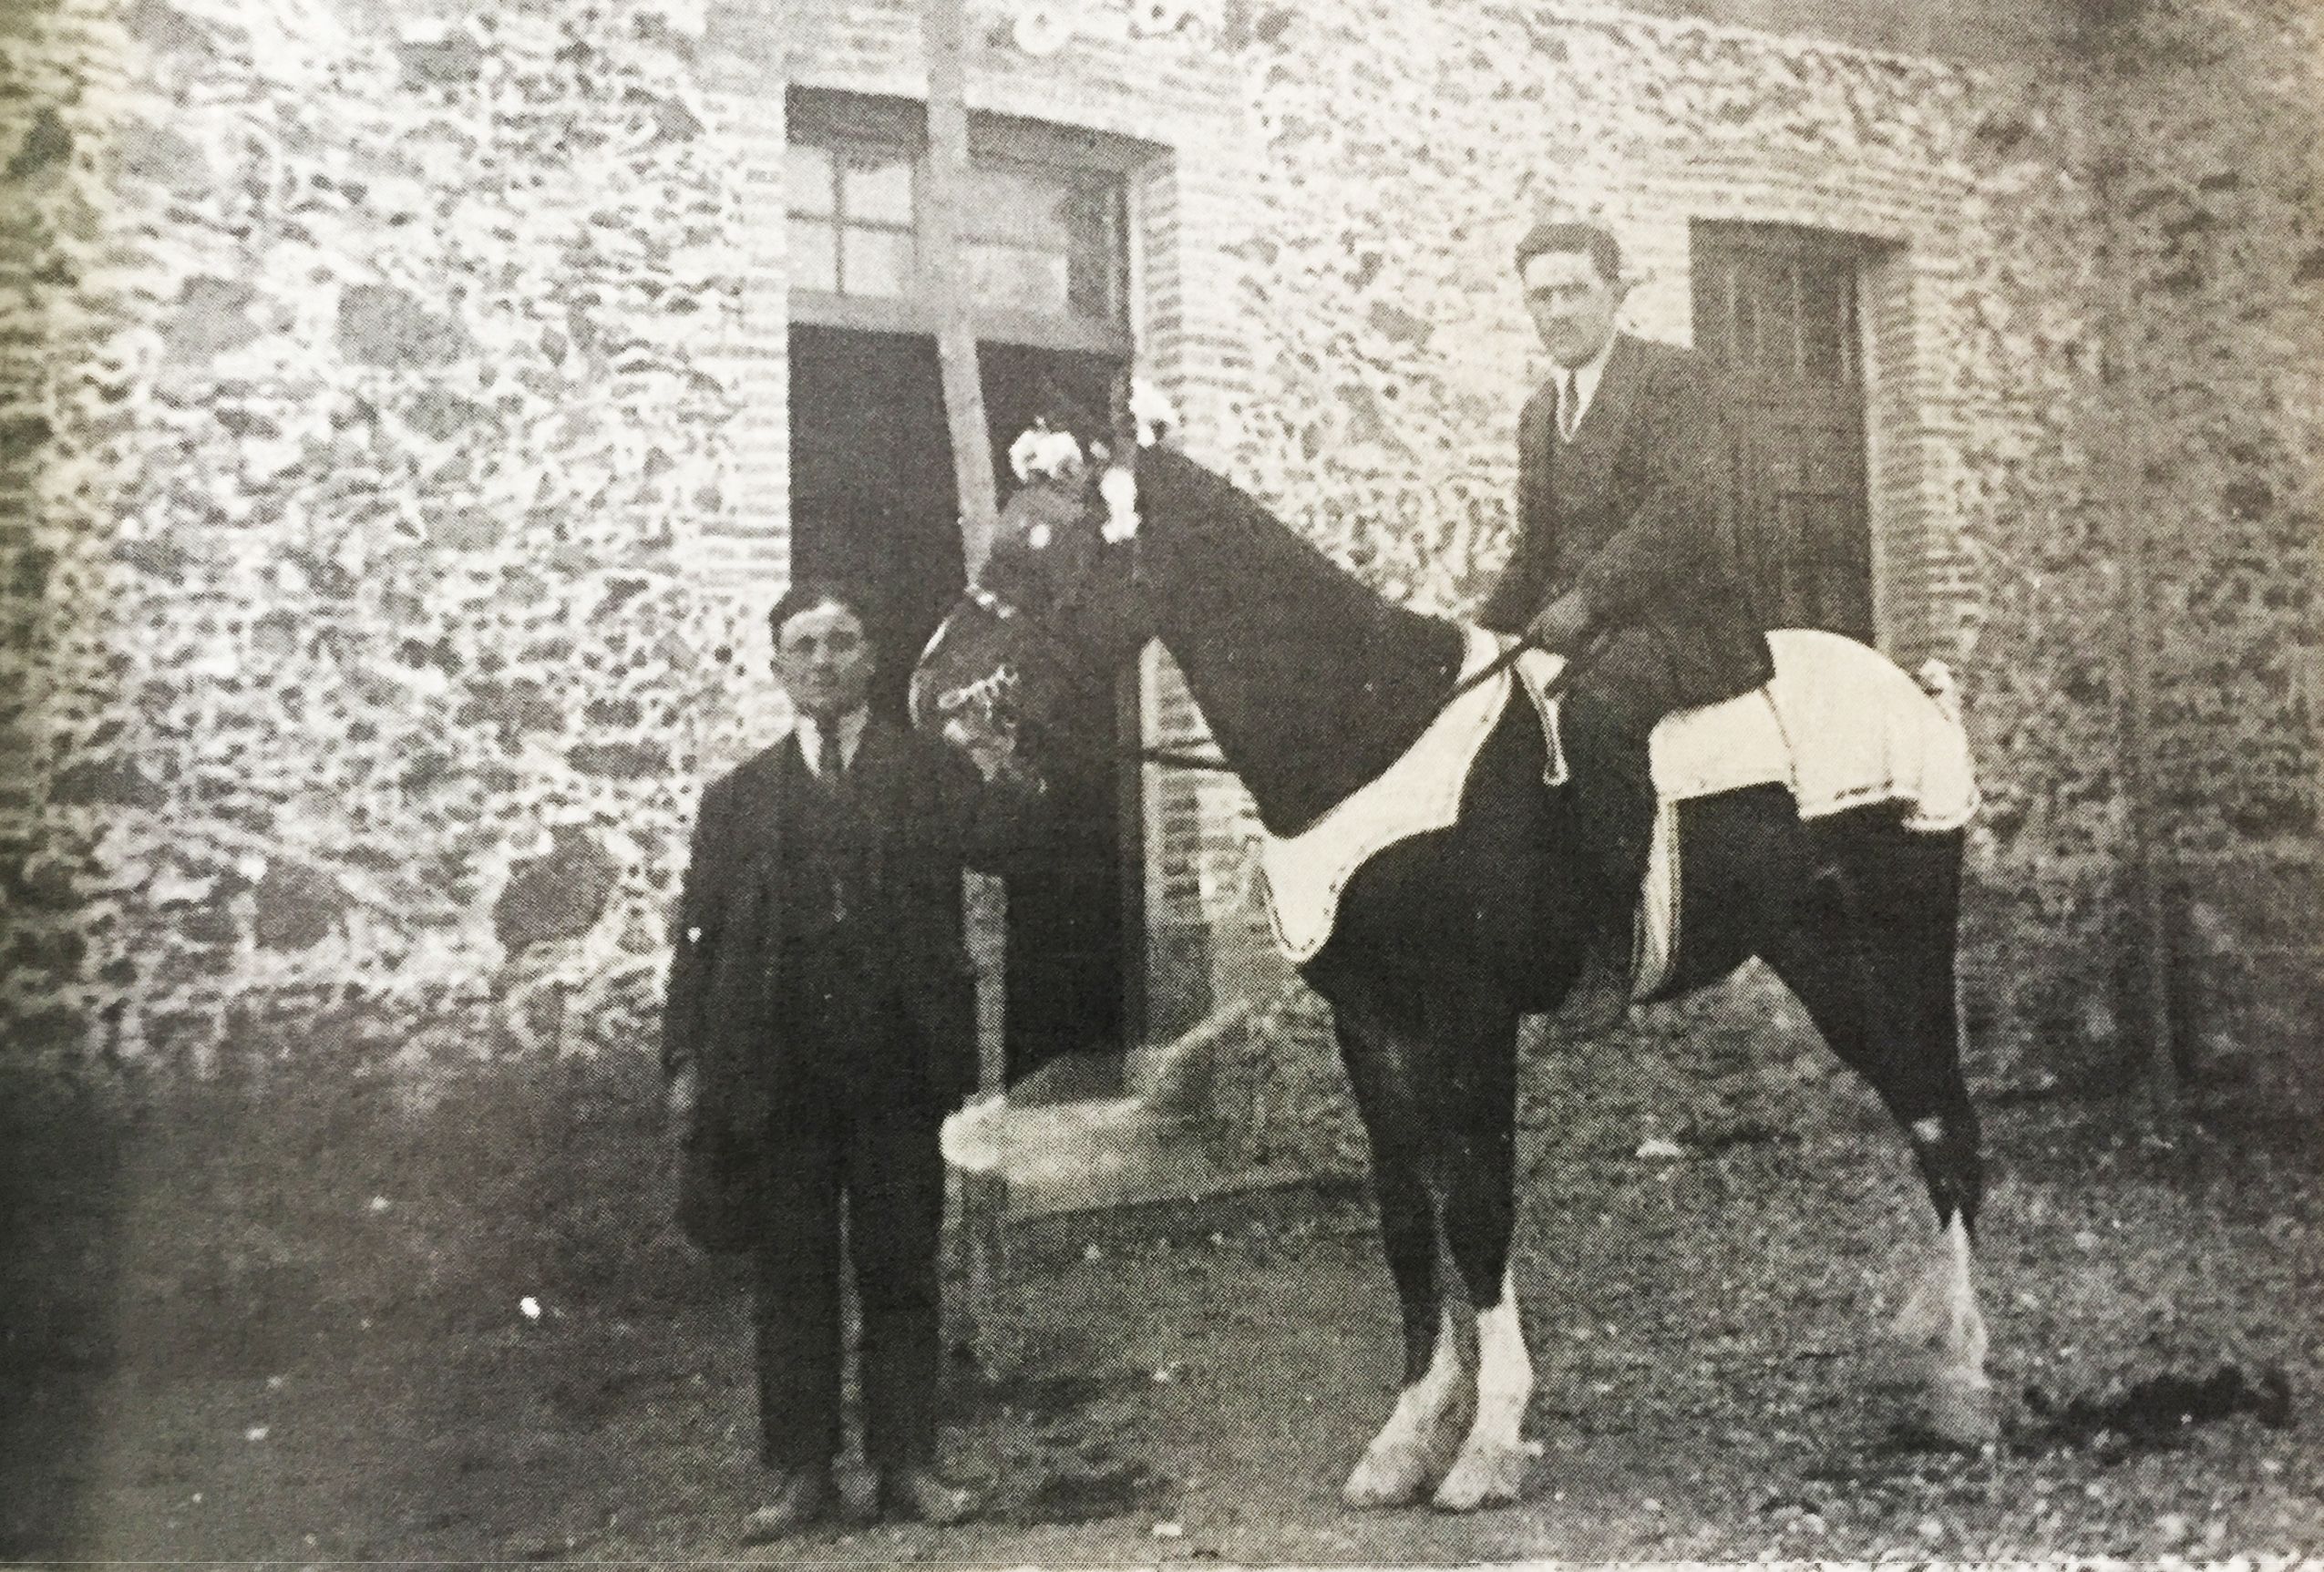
[1476,220,1772,923]
[661,582,1030,1540]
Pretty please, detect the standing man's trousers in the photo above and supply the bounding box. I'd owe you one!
[752,979,947,1470]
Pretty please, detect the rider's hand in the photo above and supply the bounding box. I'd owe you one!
[1524,591,1592,656]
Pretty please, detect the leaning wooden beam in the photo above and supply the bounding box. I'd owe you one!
[921,0,1000,577]
[919,0,1015,1372]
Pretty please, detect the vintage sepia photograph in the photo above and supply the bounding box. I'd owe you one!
[2,0,2319,1562]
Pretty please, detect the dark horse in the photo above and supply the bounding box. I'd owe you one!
[913,437,1994,1510]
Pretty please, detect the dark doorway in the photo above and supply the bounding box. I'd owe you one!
[787,326,1134,1085]
[1691,222,1879,642]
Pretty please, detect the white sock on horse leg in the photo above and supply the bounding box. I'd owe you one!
[1473,1269,1533,1448]
[1433,1269,1536,1510]
[1896,1207,1994,1445]
[1345,1304,1470,1506]
[1934,1211,1989,1381]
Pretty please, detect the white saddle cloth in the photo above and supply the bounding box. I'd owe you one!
[1261,625,1515,962]
[1260,625,1980,981]
[1627,628,1980,998]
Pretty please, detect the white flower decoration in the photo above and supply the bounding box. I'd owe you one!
[1008,424,1085,483]
[1099,467,1140,542]
[1127,380,1179,447]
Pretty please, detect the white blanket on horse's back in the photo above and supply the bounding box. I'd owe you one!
[1260,626,1978,973]
[1627,628,1980,1001]
[1649,628,1980,831]
[1261,624,1516,963]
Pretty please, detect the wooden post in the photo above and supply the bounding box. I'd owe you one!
[2094,120,2178,1130]
[920,0,1017,1371]
[921,0,1001,579]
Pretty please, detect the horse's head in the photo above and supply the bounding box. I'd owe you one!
[910,387,1176,770]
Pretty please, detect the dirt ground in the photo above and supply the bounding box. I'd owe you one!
[5,1037,2321,1566]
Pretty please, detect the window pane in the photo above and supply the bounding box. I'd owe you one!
[964,164,1073,250]
[842,227,915,297]
[1065,181,1125,323]
[789,219,838,291]
[971,243,1070,317]
[841,153,914,225]
[787,145,834,219]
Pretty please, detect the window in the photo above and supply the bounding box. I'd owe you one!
[963,159,1127,324]
[786,91,1142,352]
[785,141,916,299]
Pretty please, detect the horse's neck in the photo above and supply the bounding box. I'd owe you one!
[1143,457,1464,837]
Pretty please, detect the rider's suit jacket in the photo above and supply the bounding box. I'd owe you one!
[1476,334,1773,728]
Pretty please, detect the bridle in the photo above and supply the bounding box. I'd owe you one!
[954,575,1238,775]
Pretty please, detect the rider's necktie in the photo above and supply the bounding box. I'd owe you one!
[1558,368,1580,442]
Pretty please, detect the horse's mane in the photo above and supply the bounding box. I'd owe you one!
[1135,448,1466,837]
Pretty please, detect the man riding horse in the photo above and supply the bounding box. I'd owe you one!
[1480,219,1772,958]
[912,241,1993,1511]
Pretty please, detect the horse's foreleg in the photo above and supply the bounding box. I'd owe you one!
[1335,1002,1476,1507]
[1427,995,1533,1512]
[1433,1267,1534,1511]
[1343,1302,1472,1507]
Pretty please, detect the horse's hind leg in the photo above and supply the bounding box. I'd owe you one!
[1332,991,1476,1507]
[1418,981,1533,1512]
[1761,823,1996,1446]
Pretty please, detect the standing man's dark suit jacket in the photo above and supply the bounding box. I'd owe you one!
[660,714,1011,1251]
[1476,334,1771,724]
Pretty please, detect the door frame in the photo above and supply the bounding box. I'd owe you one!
[1689,218,1885,644]
[783,89,1159,1059]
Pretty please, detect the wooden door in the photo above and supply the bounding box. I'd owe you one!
[1691,223,1877,642]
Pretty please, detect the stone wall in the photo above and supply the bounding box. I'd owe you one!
[1,0,761,1076]
[2,0,2317,1129]
[2073,0,2324,1086]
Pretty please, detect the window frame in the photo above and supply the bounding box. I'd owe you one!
[785,91,1142,355]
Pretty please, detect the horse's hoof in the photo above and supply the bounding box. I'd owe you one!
[1342,1454,1431,1510]
[1925,1371,2000,1450]
[1429,1442,1530,1512]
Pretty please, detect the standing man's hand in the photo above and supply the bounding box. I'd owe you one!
[1525,591,1592,656]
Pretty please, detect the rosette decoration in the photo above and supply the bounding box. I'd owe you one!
[1006,422,1086,485]
[997,0,1075,56]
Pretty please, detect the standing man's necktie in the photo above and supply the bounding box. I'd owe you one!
[1558,368,1580,442]
[815,725,843,786]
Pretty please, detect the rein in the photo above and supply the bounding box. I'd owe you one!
[1139,626,1612,775]
[964,581,1608,780]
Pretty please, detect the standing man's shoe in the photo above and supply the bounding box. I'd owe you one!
[876,1464,978,1526]
[742,1465,838,1541]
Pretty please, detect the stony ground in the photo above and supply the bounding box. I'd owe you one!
[5,1035,2321,1566]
